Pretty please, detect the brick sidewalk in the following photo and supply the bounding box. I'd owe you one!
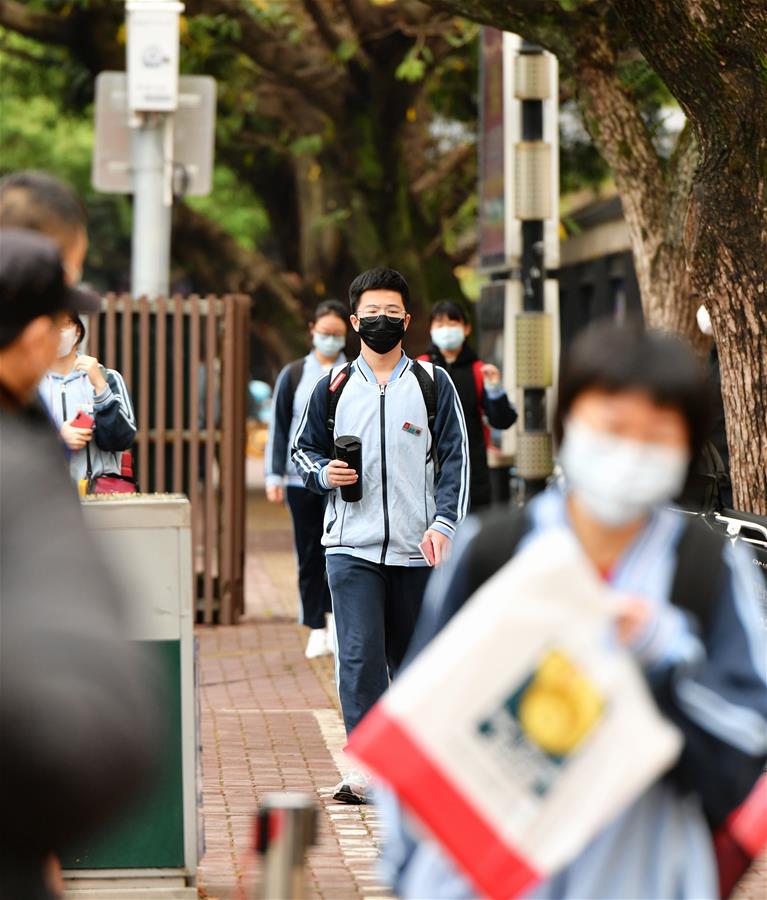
[196,490,389,900]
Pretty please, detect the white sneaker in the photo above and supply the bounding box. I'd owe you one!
[305,628,331,659]
[332,769,370,804]
[325,613,336,655]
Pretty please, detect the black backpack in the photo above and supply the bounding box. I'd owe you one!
[281,358,307,413]
[325,360,439,459]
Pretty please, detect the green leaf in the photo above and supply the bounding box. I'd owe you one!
[396,51,426,83]
[335,39,358,62]
[289,134,324,157]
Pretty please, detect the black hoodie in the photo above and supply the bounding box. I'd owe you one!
[421,343,517,509]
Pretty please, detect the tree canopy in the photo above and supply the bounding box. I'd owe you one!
[0,0,481,358]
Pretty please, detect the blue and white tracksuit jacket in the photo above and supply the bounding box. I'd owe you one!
[291,352,470,567]
[380,486,767,899]
[39,363,136,484]
[265,350,345,490]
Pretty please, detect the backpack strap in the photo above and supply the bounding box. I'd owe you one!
[669,516,728,637]
[412,360,439,460]
[472,359,485,407]
[464,507,531,602]
[326,361,353,435]
[283,358,306,412]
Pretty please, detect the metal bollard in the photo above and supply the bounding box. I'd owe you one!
[254,793,318,899]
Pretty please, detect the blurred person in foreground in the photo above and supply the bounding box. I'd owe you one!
[265,300,349,658]
[379,321,767,899]
[419,300,517,511]
[0,229,159,900]
[0,170,88,287]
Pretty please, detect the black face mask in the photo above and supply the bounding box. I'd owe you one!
[356,316,406,354]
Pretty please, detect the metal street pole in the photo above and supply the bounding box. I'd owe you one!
[255,793,317,899]
[126,0,183,299]
[477,30,559,504]
[517,40,551,499]
[131,113,172,298]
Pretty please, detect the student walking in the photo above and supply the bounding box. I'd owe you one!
[420,300,517,510]
[292,267,469,804]
[265,300,349,658]
[379,321,767,899]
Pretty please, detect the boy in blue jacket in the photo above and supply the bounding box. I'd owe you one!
[293,267,469,803]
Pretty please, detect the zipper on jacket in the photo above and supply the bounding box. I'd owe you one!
[325,493,338,535]
[379,383,390,565]
[60,381,68,422]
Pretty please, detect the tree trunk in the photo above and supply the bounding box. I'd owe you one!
[609,0,767,513]
[573,30,708,352]
[714,297,767,514]
[690,146,767,513]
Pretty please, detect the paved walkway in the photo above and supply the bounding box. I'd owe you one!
[196,485,389,900]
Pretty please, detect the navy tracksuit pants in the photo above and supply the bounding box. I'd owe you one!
[326,554,431,735]
[285,486,332,630]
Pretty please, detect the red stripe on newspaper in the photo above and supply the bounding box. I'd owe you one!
[329,370,348,392]
[348,706,541,900]
[728,774,767,855]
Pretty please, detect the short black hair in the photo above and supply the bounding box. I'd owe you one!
[348,267,410,314]
[74,315,86,346]
[430,300,467,324]
[313,299,347,323]
[556,319,711,460]
[0,171,87,247]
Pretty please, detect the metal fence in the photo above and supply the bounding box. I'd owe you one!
[87,294,251,624]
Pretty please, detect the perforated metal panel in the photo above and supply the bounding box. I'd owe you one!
[513,142,552,220]
[515,313,553,387]
[514,54,550,99]
[517,431,553,479]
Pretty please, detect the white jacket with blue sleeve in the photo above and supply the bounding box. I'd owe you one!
[291,352,470,567]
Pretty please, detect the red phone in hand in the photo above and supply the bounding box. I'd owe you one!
[70,410,95,429]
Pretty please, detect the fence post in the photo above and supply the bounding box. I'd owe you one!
[220,298,237,625]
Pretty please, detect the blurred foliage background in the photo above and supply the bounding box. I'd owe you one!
[0,0,680,367]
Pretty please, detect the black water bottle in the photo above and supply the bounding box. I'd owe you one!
[334,435,363,502]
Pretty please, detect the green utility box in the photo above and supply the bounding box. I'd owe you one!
[63,495,199,899]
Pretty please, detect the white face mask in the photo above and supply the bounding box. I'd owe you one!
[57,326,78,359]
[559,418,690,527]
[313,332,345,358]
[431,325,465,352]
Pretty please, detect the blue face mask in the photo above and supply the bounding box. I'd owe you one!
[313,332,345,358]
[431,325,465,352]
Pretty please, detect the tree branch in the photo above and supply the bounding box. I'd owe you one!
[172,204,304,319]
[0,0,73,45]
[412,143,473,195]
[665,120,698,244]
[302,0,344,56]
[185,0,346,120]
[573,25,668,242]
[613,0,767,129]
[339,0,385,42]
[427,0,576,64]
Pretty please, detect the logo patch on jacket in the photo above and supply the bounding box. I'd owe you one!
[402,421,423,436]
